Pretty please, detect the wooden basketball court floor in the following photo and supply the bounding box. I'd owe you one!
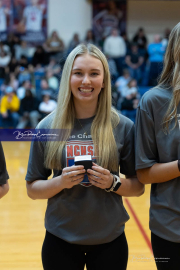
[0,142,157,270]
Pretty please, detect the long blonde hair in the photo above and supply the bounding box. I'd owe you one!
[158,22,180,132]
[45,44,120,171]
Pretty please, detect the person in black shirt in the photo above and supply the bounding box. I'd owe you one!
[0,142,9,198]
[125,43,144,83]
[17,89,40,128]
[132,28,147,52]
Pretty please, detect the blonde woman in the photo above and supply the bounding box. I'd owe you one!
[26,44,144,270]
[136,23,180,270]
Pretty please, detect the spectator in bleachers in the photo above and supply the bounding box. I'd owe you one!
[68,33,80,52]
[27,64,35,86]
[6,33,20,56]
[32,45,47,67]
[17,89,40,128]
[148,34,165,86]
[132,28,147,56]
[45,57,61,77]
[43,30,64,59]
[46,70,59,91]
[125,43,144,83]
[18,65,31,85]
[8,56,19,73]
[115,69,131,95]
[39,93,57,118]
[0,86,20,128]
[37,78,55,101]
[8,72,19,91]
[19,55,28,68]
[15,40,35,62]
[117,79,139,123]
[84,30,96,45]
[1,71,19,93]
[1,70,19,92]
[17,80,32,100]
[0,41,10,55]
[0,51,11,79]
[103,28,126,76]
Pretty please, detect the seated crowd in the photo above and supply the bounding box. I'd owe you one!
[0,27,170,127]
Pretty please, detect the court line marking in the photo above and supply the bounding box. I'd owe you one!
[124,198,153,253]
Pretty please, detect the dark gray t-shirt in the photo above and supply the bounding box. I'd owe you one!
[0,142,9,185]
[135,87,180,242]
[26,112,135,245]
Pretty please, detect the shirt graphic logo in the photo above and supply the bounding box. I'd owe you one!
[66,140,96,187]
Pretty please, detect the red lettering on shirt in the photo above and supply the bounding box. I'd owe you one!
[87,146,93,156]
[74,145,80,156]
[81,146,86,155]
[67,145,73,157]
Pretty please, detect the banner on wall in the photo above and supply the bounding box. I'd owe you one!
[0,0,12,41]
[93,0,127,41]
[0,0,48,44]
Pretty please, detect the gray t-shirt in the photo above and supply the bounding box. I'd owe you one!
[0,142,9,185]
[26,112,135,245]
[135,87,180,242]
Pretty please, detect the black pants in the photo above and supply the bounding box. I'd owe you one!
[151,232,180,270]
[42,230,128,270]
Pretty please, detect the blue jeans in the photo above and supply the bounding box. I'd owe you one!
[0,111,19,128]
[128,67,142,83]
[113,56,125,76]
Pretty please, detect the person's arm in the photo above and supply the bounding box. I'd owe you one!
[125,55,133,68]
[137,161,180,184]
[26,165,85,200]
[0,181,9,199]
[115,175,144,197]
[137,56,144,67]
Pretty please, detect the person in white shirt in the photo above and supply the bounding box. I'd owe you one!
[115,69,131,94]
[0,50,10,67]
[103,28,126,76]
[93,1,123,39]
[21,0,45,32]
[39,93,57,118]
[17,80,31,100]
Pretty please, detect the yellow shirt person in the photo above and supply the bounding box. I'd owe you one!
[0,86,20,128]
[0,87,20,114]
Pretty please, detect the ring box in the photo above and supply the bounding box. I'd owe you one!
[74,155,92,171]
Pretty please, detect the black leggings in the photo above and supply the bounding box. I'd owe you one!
[151,232,180,270]
[42,230,128,270]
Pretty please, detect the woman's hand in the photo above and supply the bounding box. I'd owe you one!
[87,162,113,189]
[61,165,86,189]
